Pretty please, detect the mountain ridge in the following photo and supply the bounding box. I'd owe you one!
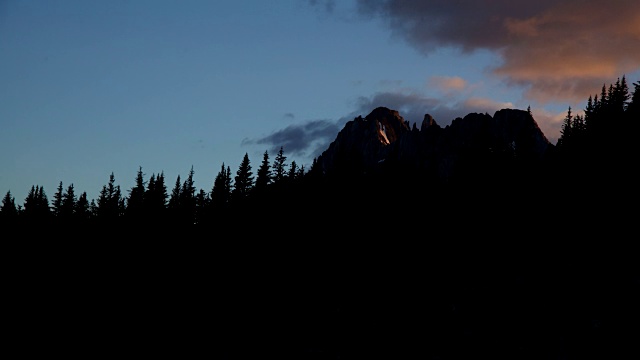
[313,106,552,184]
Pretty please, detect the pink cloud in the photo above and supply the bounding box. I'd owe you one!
[357,0,640,104]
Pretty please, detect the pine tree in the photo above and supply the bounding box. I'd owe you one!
[211,163,231,209]
[52,181,64,217]
[232,153,254,201]
[272,146,288,184]
[255,150,272,191]
[60,183,77,220]
[288,160,299,180]
[96,172,122,221]
[627,81,640,115]
[126,166,146,220]
[558,106,573,147]
[145,172,168,219]
[23,185,50,223]
[179,166,197,224]
[168,174,182,213]
[195,189,209,225]
[0,190,18,223]
[600,84,608,111]
[75,191,91,222]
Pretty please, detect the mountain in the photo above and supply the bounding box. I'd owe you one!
[298,106,558,236]
[314,106,552,183]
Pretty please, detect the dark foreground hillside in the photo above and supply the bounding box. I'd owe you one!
[4,76,639,359]
[5,186,638,360]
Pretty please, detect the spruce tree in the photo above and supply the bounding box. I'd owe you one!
[0,190,18,223]
[75,192,91,223]
[96,172,122,221]
[52,181,64,217]
[558,107,573,148]
[60,183,77,220]
[23,185,50,223]
[288,160,298,180]
[168,175,182,213]
[126,166,146,220]
[211,163,231,210]
[272,146,288,184]
[179,166,197,224]
[255,150,272,191]
[145,172,168,219]
[232,153,254,201]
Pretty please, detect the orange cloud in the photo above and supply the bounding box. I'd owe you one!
[428,76,468,92]
[357,0,640,104]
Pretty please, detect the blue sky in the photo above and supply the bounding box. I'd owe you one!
[2,0,639,203]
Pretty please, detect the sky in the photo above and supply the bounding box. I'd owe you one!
[2,0,639,203]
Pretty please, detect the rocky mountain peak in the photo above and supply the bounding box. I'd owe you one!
[314,107,553,181]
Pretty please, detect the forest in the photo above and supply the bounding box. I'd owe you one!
[2,76,638,232]
[2,76,639,359]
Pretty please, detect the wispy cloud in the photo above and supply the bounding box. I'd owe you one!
[246,88,562,167]
[242,119,343,165]
[355,0,640,103]
[428,76,468,93]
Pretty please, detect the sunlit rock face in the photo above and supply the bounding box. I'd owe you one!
[315,106,411,176]
[315,107,553,182]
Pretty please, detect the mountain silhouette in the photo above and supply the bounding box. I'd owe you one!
[3,77,639,359]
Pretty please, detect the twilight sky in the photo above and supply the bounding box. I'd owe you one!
[2,0,639,202]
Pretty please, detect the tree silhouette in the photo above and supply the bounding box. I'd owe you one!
[0,190,18,223]
[271,146,287,184]
[232,153,254,202]
[60,183,77,220]
[145,172,168,221]
[126,166,146,221]
[96,172,123,222]
[255,150,272,192]
[75,191,91,223]
[211,163,232,214]
[179,166,197,224]
[52,181,64,217]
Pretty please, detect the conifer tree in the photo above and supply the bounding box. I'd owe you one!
[60,183,77,220]
[179,166,197,224]
[627,81,640,115]
[168,174,182,213]
[272,146,288,184]
[232,153,254,201]
[558,107,573,147]
[288,160,299,180]
[52,181,64,217]
[127,166,146,219]
[255,150,272,191]
[211,163,231,209]
[23,185,50,222]
[145,172,168,218]
[75,191,91,222]
[96,172,123,221]
[195,189,209,225]
[0,190,18,222]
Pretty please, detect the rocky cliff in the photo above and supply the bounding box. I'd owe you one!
[314,106,553,182]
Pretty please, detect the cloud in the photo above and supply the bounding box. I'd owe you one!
[242,119,343,165]
[354,90,519,127]
[428,76,468,93]
[461,98,514,113]
[246,90,564,167]
[355,0,640,103]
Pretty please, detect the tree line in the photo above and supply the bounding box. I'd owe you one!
[1,75,638,229]
[0,145,313,228]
